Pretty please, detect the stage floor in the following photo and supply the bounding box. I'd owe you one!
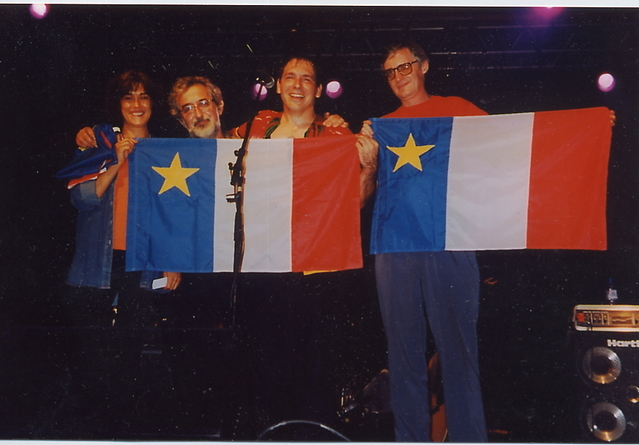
[0,324,395,442]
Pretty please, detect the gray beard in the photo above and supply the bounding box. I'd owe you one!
[189,121,220,139]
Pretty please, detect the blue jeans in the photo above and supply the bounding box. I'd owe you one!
[375,251,487,442]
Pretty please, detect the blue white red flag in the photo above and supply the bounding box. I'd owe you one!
[370,107,612,253]
[126,136,362,273]
[57,124,119,186]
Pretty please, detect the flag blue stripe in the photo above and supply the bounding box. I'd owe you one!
[126,138,217,272]
[370,117,454,254]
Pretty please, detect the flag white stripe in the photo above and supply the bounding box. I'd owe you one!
[446,113,534,250]
[242,139,293,272]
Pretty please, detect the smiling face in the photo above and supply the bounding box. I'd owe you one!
[276,58,322,115]
[120,85,151,131]
[177,83,222,139]
[383,47,430,107]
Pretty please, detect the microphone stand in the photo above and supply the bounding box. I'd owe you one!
[226,80,269,339]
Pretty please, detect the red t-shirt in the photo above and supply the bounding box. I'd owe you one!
[112,160,129,250]
[229,109,352,139]
[384,96,487,118]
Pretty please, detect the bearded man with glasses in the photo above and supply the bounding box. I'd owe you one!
[168,76,225,139]
[359,40,488,443]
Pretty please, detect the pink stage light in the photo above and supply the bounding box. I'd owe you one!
[326,80,343,99]
[252,83,268,101]
[529,7,563,21]
[30,4,49,19]
[597,73,616,92]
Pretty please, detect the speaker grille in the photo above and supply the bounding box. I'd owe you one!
[582,347,622,385]
[585,402,627,442]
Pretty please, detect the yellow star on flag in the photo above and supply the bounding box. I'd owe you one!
[387,133,435,172]
[152,152,200,196]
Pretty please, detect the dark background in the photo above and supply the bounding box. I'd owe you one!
[1,4,638,442]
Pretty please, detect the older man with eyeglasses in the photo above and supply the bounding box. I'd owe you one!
[359,40,489,443]
[168,76,225,139]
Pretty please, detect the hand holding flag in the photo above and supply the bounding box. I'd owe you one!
[57,124,120,181]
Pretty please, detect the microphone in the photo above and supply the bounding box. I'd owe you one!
[255,75,275,89]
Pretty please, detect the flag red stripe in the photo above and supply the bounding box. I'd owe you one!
[527,107,611,250]
[291,136,363,272]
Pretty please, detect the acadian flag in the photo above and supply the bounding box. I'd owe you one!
[56,124,119,185]
[126,136,362,273]
[370,106,612,254]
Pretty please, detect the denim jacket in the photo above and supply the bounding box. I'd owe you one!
[66,179,157,289]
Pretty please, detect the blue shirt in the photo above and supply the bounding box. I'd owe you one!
[66,179,157,289]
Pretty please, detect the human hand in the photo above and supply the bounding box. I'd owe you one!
[356,133,378,170]
[360,120,374,137]
[75,126,97,148]
[114,135,138,164]
[610,109,616,127]
[163,271,182,290]
[323,112,349,128]
[356,132,378,208]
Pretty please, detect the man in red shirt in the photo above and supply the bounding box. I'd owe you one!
[360,41,488,443]
[231,57,376,206]
[229,57,351,139]
[234,56,377,434]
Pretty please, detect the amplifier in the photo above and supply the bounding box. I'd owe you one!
[573,305,639,332]
[570,329,639,442]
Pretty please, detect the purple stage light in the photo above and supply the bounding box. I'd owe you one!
[30,4,49,19]
[529,6,563,21]
[252,83,268,101]
[597,73,616,92]
[326,80,343,99]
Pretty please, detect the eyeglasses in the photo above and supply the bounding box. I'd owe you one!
[383,60,419,81]
[181,98,213,115]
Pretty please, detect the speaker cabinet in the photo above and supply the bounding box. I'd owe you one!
[573,331,639,442]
